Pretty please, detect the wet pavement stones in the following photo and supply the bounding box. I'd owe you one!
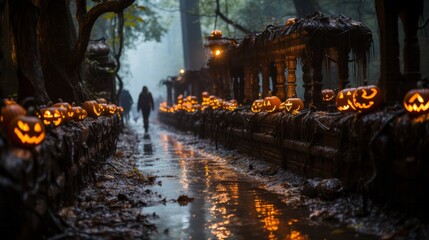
[49,122,429,240]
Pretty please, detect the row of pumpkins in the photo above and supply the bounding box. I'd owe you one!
[161,85,429,116]
[0,98,124,148]
[159,92,239,113]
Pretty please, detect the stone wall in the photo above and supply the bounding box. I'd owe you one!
[0,116,120,239]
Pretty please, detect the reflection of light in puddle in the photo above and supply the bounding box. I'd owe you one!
[254,197,309,240]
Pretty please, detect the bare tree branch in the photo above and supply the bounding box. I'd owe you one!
[115,11,124,100]
[215,0,251,34]
[72,0,134,68]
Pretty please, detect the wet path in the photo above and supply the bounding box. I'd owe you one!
[133,120,378,240]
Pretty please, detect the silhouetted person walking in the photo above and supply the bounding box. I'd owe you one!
[119,89,133,124]
[137,86,154,133]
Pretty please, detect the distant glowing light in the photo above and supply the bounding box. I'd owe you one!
[214,49,222,56]
[179,69,185,74]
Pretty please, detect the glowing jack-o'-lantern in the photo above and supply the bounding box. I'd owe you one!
[251,99,264,113]
[83,100,102,117]
[72,106,87,121]
[98,103,108,115]
[8,115,45,148]
[106,104,117,116]
[116,106,124,116]
[1,103,26,130]
[52,101,73,121]
[336,88,357,112]
[322,89,336,103]
[403,88,429,115]
[352,85,382,112]
[190,96,198,105]
[39,107,64,126]
[283,98,304,114]
[177,94,183,105]
[263,95,282,112]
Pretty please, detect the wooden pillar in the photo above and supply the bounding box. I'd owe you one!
[261,63,270,98]
[244,64,253,103]
[285,56,297,98]
[251,65,260,101]
[302,58,312,107]
[274,58,287,100]
[223,68,232,100]
[270,62,277,96]
[311,51,324,109]
[337,48,350,90]
[400,1,422,86]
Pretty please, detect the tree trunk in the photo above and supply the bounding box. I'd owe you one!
[179,0,205,71]
[38,0,87,104]
[9,0,50,104]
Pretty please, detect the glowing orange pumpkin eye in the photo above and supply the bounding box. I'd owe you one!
[409,93,425,103]
[54,111,61,118]
[346,91,352,96]
[339,93,344,99]
[361,89,378,99]
[17,120,30,131]
[34,123,42,132]
[44,111,52,118]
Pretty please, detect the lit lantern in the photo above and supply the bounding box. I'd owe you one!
[1,103,26,130]
[283,98,304,114]
[8,114,45,148]
[72,106,87,121]
[352,85,382,112]
[210,29,223,38]
[83,100,103,117]
[39,107,64,126]
[336,88,357,112]
[263,95,282,113]
[322,89,336,103]
[251,99,264,113]
[403,88,429,115]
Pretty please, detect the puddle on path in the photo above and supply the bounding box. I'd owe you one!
[132,121,378,240]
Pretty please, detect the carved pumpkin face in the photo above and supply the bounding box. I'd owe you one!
[263,96,282,112]
[72,106,87,121]
[283,98,304,114]
[177,94,183,105]
[106,104,117,116]
[83,100,102,117]
[251,99,264,113]
[403,88,429,115]
[39,107,64,126]
[336,88,357,112]
[322,89,336,103]
[116,106,124,116]
[352,85,382,112]
[8,115,45,148]
[1,103,27,130]
[52,102,73,121]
